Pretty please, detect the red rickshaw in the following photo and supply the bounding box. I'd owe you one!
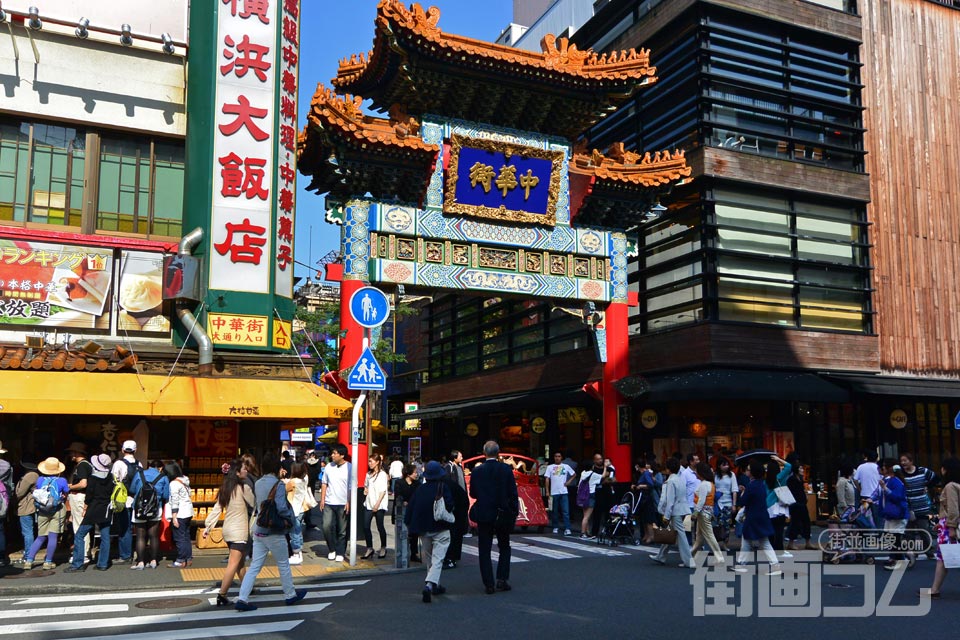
[463,453,549,531]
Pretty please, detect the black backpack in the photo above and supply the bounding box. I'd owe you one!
[255,480,291,533]
[134,470,163,520]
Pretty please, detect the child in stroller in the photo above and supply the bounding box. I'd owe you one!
[598,491,642,547]
[824,501,877,565]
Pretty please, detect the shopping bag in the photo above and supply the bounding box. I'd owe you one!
[940,542,960,569]
[158,513,174,552]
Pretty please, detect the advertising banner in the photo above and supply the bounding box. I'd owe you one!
[0,238,168,334]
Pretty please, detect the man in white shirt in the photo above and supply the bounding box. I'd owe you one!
[320,444,352,562]
[854,450,882,524]
[109,440,141,563]
[680,454,700,544]
[544,452,576,535]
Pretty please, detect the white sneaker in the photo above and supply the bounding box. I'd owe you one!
[289,552,303,565]
[564,529,572,536]
[335,555,344,562]
[734,565,750,573]
[327,552,336,561]
[767,566,783,576]
[552,528,559,534]
[463,533,473,538]
[781,551,793,558]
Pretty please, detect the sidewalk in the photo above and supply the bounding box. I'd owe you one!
[0,521,413,596]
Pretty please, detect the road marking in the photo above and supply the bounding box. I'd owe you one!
[523,537,630,557]
[6,579,371,605]
[11,603,129,618]
[507,541,580,560]
[205,588,351,605]
[61,620,302,640]
[460,546,528,562]
[0,603,330,635]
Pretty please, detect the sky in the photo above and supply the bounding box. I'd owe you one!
[293,0,514,285]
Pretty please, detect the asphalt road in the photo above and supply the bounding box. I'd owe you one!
[3,536,960,639]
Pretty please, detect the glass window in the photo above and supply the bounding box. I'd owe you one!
[0,121,30,222]
[151,141,184,237]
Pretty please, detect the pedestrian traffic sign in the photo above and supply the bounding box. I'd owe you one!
[347,346,387,391]
[349,286,390,329]
[955,410,960,430]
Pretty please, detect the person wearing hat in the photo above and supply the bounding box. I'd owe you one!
[65,442,93,564]
[22,457,69,570]
[13,456,39,564]
[109,440,141,564]
[65,454,115,572]
[404,459,454,603]
[0,441,12,566]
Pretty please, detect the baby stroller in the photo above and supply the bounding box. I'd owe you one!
[597,491,642,547]
[823,504,876,565]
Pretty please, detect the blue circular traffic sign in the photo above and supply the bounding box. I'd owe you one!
[348,286,390,329]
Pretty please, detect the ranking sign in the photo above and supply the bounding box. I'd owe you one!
[347,347,386,391]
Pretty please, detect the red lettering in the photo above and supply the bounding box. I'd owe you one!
[219,153,269,200]
[277,244,292,271]
[279,163,296,186]
[280,124,296,152]
[282,70,296,96]
[282,44,298,68]
[220,35,272,83]
[282,16,298,44]
[283,0,299,19]
[219,96,270,141]
[214,218,267,265]
[279,188,294,214]
[281,96,296,121]
[277,215,293,242]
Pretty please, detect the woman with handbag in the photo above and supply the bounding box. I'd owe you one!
[362,454,390,560]
[234,451,306,612]
[204,459,255,607]
[925,457,960,598]
[651,457,693,568]
[284,462,315,566]
[763,455,793,553]
[404,461,454,603]
[785,455,812,550]
[690,462,725,565]
[735,459,781,575]
[713,457,738,550]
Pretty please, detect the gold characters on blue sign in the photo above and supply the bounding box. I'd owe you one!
[469,162,539,200]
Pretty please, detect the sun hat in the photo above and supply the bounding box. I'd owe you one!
[422,460,447,481]
[122,440,137,453]
[38,457,66,476]
[0,440,6,454]
[65,441,87,455]
[91,453,113,473]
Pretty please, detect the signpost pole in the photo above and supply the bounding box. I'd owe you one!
[349,334,369,567]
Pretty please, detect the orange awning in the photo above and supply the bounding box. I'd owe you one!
[0,371,353,422]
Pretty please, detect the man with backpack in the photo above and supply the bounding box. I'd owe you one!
[110,440,141,564]
[66,442,93,565]
[0,441,13,567]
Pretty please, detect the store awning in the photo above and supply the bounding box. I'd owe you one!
[624,369,850,403]
[822,373,960,398]
[401,387,591,421]
[0,370,353,421]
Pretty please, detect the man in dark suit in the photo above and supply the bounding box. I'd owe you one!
[468,440,519,594]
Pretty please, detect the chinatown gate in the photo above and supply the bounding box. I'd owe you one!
[298,1,691,474]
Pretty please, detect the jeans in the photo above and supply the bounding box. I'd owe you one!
[364,508,387,549]
[71,522,111,569]
[737,536,779,566]
[477,521,512,587]
[421,529,450,586]
[655,515,693,567]
[114,509,133,560]
[238,534,296,603]
[67,493,91,559]
[172,518,193,562]
[20,514,36,553]
[551,493,571,530]
[289,513,304,552]
[322,504,347,556]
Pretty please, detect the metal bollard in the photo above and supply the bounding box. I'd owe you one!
[395,503,408,569]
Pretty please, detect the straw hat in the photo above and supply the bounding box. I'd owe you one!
[38,457,66,476]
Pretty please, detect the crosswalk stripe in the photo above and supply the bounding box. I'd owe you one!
[507,542,580,559]
[5,579,371,606]
[204,588,351,605]
[11,603,129,618]
[60,620,302,640]
[460,545,528,563]
[0,602,330,635]
[523,537,630,557]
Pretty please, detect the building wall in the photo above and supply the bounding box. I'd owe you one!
[508,0,595,51]
[860,0,960,376]
[0,27,185,137]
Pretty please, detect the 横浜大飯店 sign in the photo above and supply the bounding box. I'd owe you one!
[444,135,563,227]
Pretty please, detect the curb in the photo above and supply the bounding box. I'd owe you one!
[0,564,421,597]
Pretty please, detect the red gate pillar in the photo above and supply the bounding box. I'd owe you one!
[602,300,630,475]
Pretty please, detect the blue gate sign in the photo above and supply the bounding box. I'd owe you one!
[347,346,386,391]
[349,286,390,329]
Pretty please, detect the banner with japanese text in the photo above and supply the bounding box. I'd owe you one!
[184,0,299,351]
